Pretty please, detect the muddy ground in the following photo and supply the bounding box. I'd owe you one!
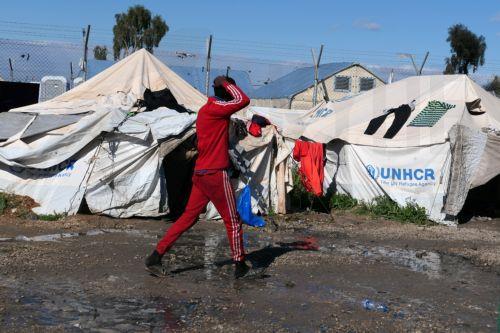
[0,212,499,332]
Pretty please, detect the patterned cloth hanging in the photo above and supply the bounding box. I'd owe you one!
[408,100,456,127]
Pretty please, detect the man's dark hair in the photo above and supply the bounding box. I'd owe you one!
[213,76,237,101]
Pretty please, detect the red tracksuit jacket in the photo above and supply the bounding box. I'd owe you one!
[195,82,250,171]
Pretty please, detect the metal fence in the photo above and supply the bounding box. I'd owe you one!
[1,34,498,93]
[0,36,309,94]
[0,38,83,83]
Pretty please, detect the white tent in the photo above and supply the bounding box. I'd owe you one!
[0,49,289,219]
[0,49,206,217]
[300,75,500,224]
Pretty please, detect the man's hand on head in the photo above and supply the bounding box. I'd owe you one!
[213,76,228,88]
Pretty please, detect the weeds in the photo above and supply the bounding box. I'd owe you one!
[0,192,38,218]
[354,196,430,225]
[288,167,331,213]
[37,213,66,221]
[0,193,6,214]
[330,194,358,210]
[0,192,66,221]
[294,188,431,225]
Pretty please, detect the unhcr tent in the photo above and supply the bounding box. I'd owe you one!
[299,75,500,225]
[0,49,290,219]
[0,49,206,217]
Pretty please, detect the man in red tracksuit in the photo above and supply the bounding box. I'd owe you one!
[145,76,251,279]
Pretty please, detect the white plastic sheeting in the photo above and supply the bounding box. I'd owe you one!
[0,49,202,217]
[204,124,294,219]
[0,109,195,216]
[324,141,453,224]
[12,49,206,115]
[84,110,196,217]
[0,106,127,168]
[0,144,98,215]
[231,126,293,213]
[84,135,165,217]
[303,75,500,147]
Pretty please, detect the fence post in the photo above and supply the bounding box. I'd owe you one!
[8,58,13,81]
[204,35,213,96]
[311,44,324,106]
[83,25,91,81]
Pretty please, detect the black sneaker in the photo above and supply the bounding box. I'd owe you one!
[145,250,162,267]
[145,250,167,277]
[234,261,250,279]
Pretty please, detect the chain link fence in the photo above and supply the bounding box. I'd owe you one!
[2,35,497,97]
[0,36,308,97]
[0,38,84,83]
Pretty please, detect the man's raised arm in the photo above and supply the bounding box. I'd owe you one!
[210,80,250,117]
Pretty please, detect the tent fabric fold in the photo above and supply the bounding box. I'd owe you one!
[0,49,200,217]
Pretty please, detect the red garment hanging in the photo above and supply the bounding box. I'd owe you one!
[293,140,324,196]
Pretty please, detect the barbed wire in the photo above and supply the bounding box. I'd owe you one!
[0,20,498,85]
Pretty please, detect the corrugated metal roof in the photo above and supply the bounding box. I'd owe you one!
[86,60,254,96]
[170,66,254,96]
[252,62,354,99]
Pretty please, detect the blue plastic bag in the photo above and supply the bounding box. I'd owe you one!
[236,185,266,227]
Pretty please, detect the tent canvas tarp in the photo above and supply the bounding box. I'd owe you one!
[0,49,288,219]
[299,75,500,225]
[0,50,202,216]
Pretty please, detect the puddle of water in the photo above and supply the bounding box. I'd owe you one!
[0,278,185,332]
[0,228,156,243]
[203,232,222,280]
[334,245,442,279]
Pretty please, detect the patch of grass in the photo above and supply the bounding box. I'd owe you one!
[289,168,331,213]
[289,167,315,210]
[37,213,66,221]
[353,196,430,225]
[0,192,38,218]
[330,194,358,210]
[0,193,6,214]
[267,205,277,217]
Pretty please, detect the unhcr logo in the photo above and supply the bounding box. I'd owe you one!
[9,159,77,174]
[366,165,435,181]
[311,108,333,118]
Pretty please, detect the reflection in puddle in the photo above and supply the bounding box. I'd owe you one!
[335,245,442,279]
[0,278,176,332]
[0,228,157,243]
[204,232,222,280]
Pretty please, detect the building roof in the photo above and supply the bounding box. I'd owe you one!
[86,59,254,96]
[169,65,254,96]
[252,62,356,99]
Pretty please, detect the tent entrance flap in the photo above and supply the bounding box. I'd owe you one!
[163,133,197,219]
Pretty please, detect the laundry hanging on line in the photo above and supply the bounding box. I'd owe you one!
[364,101,415,139]
[293,140,324,196]
[408,100,455,127]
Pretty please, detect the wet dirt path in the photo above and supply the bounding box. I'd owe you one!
[0,214,499,332]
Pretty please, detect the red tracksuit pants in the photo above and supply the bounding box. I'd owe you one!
[156,169,245,262]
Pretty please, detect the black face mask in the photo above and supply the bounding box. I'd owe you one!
[213,85,233,101]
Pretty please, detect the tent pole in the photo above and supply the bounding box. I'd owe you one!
[277,160,286,214]
[204,35,213,97]
[311,44,323,106]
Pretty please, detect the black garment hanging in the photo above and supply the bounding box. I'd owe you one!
[134,87,191,113]
[364,104,412,139]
